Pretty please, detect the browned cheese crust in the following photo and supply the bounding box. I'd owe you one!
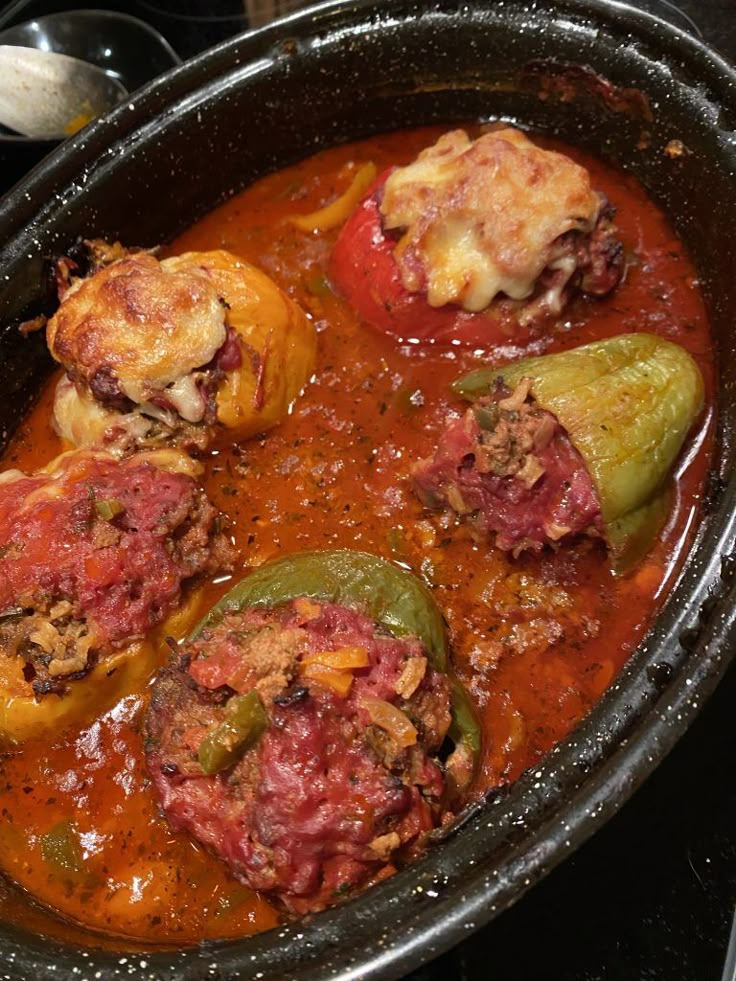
[46,252,227,408]
[380,127,604,312]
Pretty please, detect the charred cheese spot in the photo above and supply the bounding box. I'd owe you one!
[47,252,227,418]
[380,128,603,312]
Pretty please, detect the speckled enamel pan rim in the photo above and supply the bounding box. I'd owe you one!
[0,1,735,979]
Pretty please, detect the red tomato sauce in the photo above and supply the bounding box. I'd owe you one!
[0,126,713,944]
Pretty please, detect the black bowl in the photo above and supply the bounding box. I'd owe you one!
[0,9,180,189]
[1,1,736,978]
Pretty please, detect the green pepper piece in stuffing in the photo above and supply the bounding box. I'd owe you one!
[198,690,268,775]
[453,333,704,569]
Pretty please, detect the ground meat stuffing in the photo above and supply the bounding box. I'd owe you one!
[516,200,624,328]
[0,452,233,696]
[412,379,603,554]
[145,600,452,912]
[105,410,214,458]
[52,327,242,460]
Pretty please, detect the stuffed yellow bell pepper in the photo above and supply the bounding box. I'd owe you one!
[48,243,316,456]
[0,449,231,742]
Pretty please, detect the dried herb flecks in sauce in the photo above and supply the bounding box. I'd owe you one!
[0,126,713,942]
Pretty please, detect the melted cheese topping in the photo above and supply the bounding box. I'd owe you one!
[165,250,318,441]
[46,252,227,404]
[47,249,315,448]
[52,374,162,457]
[51,380,205,476]
[380,128,602,312]
[53,375,127,450]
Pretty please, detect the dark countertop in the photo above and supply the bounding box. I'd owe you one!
[416,668,736,981]
[678,0,736,60]
[0,1,734,979]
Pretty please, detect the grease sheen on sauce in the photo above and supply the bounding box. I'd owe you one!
[0,126,713,944]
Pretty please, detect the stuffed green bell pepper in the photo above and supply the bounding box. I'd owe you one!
[144,549,479,913]
[412,333,703,569]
